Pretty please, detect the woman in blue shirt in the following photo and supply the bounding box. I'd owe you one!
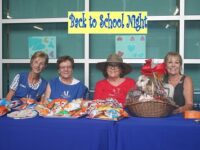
[6,51,49,103]
[43,56,88,102]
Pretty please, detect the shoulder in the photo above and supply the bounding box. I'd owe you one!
[96,79,107,85]
[70,79,88,89]
[52,77,59,81]
[18,72,28,78]
[15,72,29,82]
[123,78,136,89]
[40,77,48,84]
[13,73,20,79]
[183,75,193,84]
[49,77,59,84]
[71,78,80,85]
[72,78,87,88]
[124,77,136,83]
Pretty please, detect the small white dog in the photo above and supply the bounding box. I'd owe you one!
[137,75,174,99]
[136,75,150,91]
[163,83,174,98]
[136,75,155,95]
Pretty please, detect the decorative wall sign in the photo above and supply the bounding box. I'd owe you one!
[29,36,56,58]
[115,35,146,58]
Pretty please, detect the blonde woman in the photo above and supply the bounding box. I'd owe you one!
[164,52,193,113]
[6,51,49,103]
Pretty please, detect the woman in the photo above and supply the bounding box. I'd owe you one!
[164,52,193,113]
[94,53,136,105]
[6,51,49,103]
[44,55,88,102]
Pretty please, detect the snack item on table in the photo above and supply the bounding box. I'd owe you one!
[62,99,87,117]
[87,99,128,121]
[40,98,88,118]
[98,114,114,120]
[0,106,9,116]
[88,109,102,118]
[35,105,50,116]
[8,100,21,108]
[20,98,35,105]
[64,102,81,112]
[14,103,29,110]
[53,110,71,118]
[12,98,36,110]
[105,109,120,119]
[119,109,129,117]
[74,106,87,116]
[81,100,90,108]
[0,99,10,106]
[7,109,37,119]
[56,110,69,115]
[47,98,68,109]
[63,98,85,111]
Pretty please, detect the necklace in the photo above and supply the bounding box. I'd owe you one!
[107,78,125,86]
[168,75,182,86]
[28,73,40,85]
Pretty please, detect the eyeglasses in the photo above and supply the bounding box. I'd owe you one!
[59,66,72,70]
[108,63,120,67]
[107,63,120,69]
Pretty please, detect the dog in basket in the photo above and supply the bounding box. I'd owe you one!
[137,75,174,99]
[126,59,178,117]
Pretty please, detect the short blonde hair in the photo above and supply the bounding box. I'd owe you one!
[30,51,49,65]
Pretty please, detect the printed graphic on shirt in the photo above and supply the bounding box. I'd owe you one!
[19,84,26,88]
[10,74,20,90]
[61,91,71,99]
[109,88,120,97]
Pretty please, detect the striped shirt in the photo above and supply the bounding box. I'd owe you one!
[10,74,42,91]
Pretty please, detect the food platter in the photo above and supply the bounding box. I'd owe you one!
[7,109,37,119]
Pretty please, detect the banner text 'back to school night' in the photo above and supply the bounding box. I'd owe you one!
[67,11,148,34]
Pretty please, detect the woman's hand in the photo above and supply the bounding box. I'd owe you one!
[20,98,35,104]
[173,107,184,114]
[173,104,193,114]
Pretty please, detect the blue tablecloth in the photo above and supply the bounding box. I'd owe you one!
[0,117,116,150]
[115,114,200,150]
[1,114,200,150]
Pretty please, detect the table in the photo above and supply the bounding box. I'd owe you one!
[1,114,200,150]
[0,117,116,150]
[115,114,200,150]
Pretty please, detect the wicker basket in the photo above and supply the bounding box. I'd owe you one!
[126,100,178,117]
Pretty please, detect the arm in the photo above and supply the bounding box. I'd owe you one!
[42,83,51,104]
[6,89,15,101]
[6,74,20,101]
[174,76,193,113]
[94,81,104,100]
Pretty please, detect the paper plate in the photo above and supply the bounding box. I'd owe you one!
[7,109,37,119]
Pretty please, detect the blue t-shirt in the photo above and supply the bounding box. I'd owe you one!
[10,72,47,101]
[49,77,88,102]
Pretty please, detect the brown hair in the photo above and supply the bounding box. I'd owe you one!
[102,63,125,78]
[30,51,49,65]
[164,51,182,66]
[57,55,74,69]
